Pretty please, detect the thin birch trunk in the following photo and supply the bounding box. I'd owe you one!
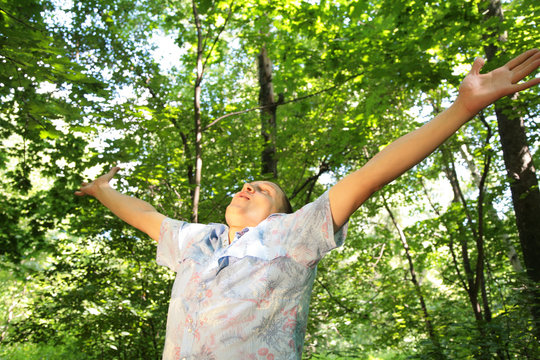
[191,0,203,223]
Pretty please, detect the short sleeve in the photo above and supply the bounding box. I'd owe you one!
[156,218,225,272]
[263,190,348,267]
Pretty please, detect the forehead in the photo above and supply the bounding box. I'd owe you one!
[252,181,283,195]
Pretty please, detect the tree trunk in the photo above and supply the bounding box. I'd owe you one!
[442,152,482,319]
[459,142,523,272]
[258,47,277,179]
[481,0,540,338]
[383,199,443,357]
[191,0,203,223]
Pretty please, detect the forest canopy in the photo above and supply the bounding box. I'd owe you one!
[1,0,539,359]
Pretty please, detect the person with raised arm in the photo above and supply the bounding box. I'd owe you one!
[76,49,539,360]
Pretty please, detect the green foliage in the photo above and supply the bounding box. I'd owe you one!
[0,0,110,263]
[1,0,539,359]
[0,340,87,360]
[7,228,170,359]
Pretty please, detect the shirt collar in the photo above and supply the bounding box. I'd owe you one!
[236,227,250,239]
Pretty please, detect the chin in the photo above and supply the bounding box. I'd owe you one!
[224,206,242,225]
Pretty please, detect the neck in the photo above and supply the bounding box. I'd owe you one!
[228,225,243,244]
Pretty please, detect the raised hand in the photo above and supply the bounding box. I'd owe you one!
[457,48,540,117]
[328,49,539,230]
[74,166,165,241]
[75,166,120,198]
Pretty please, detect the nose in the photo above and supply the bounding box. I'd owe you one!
[242,183,254,193]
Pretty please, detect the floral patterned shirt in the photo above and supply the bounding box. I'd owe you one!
[157,191,347,360]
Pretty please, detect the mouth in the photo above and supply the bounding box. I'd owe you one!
[237,192,251,200]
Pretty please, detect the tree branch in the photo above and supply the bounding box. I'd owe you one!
[371,243,386,269]
[419,176,468,292]
[192,0,204,87]
[290,159,329,201]
[201,0,235,76]
[203,72,364,131]
[442,148,476,293]
[0,7,44,32]
[447,148,479,240]
[475,110,493,320]
[382,195,440,348]
[315,278,366,318]
[0,52,27,67]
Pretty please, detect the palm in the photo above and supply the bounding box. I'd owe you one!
[75,167,120,197]
[458,49,540,116]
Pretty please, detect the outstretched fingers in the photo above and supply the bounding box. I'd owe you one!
[507,49,540,82]
[74,182,89,196]
[512,76,540,94]
[506,48,539,70]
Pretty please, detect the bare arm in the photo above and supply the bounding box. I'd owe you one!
[329,49,540,230]
[75,167,166,241]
